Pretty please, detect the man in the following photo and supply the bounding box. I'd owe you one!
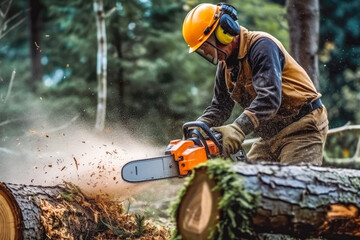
[182,3,328,165]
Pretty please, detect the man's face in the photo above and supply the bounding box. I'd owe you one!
[195,34,227,65]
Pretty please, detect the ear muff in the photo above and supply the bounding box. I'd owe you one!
[215,23,234,45]
[215,4,241,45]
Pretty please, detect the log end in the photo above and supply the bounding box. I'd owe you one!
[177,168,220,240]
[0,183,22,240]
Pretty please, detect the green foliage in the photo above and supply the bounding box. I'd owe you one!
[101,219,132,238]
[101,213,146,238]
[1,0,288,145]
[229,0,289,48]
[325,132,359,158]
[60,193,73,201]
[134,214,146,237]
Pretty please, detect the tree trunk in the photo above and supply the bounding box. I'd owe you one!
[286,0,320,90]
[28,0,43,89]
[0,182,99,239]
[173,161,360,239]
[94,0,107,132]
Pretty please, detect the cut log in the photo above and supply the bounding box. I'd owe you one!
[0,182,170,240]
[0,182,100,239]
[172,160,360,239]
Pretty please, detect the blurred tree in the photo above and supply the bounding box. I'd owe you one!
[107,1,149,110]
[286,0,320,89]
[93,0,114,132]
[37,0,98,120]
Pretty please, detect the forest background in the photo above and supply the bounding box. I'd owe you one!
[1,0,360,159]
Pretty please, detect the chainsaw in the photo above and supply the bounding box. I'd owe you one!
[121,121,247,183]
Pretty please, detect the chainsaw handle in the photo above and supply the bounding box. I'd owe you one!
[182,121,223,155]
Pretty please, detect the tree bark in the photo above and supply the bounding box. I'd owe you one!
[174,161,360,239]
[286,0,320,90]
[28,0,43,89]
[94,0,108,132]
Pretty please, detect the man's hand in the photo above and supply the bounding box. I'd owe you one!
[211,122,245,158]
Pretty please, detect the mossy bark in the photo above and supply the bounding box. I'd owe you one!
[172,160,360,239]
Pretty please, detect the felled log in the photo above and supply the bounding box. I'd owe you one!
[171,160,360,239]
[0,182,100,239]
[0,182,170,240]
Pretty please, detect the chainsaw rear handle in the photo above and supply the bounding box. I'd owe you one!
[182,121,223,155]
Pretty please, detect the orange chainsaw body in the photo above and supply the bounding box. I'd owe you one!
[167,139,220,175]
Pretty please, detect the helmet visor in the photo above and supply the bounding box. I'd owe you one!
[195,41,219,65]
[195,34,227,65]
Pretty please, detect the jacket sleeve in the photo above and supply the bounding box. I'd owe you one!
[235,37,285,133]
[197,62,235,128]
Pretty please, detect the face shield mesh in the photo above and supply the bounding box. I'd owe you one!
[195,41,219,65]
[195,34,227,65]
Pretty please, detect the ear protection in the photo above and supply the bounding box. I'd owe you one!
[215,3,241,45]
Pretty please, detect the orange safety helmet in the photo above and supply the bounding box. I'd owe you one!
[182,3,220,53]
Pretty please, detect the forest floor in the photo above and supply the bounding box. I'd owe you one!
[128,178,184,229]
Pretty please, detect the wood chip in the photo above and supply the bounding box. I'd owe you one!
[73,157,78,170]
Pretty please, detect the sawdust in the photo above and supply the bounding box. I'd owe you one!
[40,199,74,240]
[39,182,171,239]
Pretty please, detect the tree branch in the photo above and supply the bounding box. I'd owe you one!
[0,0,28,40]
[104,7,116,18]
[0,147,17,155]
[44,114,80,133]
[0,0,14,34]
[327,122,360,136]
[0,115,41,127]
[3,69,15,103]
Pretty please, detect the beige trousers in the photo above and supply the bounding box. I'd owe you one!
[247,106,328,165]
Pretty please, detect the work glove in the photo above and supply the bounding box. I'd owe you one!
[211,122,245,158]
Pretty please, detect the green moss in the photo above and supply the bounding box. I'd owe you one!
[61,193,73,201]
[170,159,256,240]
[206,159,255,239]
